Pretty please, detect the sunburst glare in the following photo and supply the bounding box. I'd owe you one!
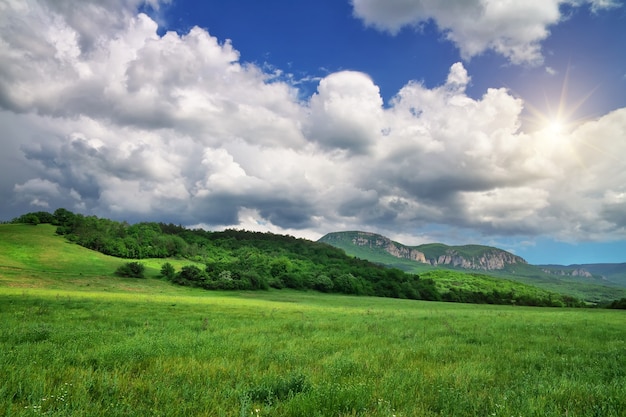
[523,67,596,136]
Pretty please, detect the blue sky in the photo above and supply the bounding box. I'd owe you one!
[155,0,626,118]
[1,0,625,265]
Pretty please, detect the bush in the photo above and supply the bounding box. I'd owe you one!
[115,261,145,278]
[173,265,207,286]
[160,262,175,279]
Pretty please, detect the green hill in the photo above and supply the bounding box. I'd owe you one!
[0,224,199,292]
[319,231,527,270]
[1,218,443,302]
[319,231,626,304]
[316,231,434,271]
[0,221,588,307]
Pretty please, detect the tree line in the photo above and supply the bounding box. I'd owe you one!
[12,209,441,300]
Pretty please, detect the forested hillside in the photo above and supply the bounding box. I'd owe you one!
[8,210,584,307]
[10,210,440,300]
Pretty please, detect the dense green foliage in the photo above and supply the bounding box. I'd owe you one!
[422,270,584,307]
[11,210,440,301]
[607,297,626,309]
[10,211,56,225]
[160,262,175,280]
[1,289,625,416]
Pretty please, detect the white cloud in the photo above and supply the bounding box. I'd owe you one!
[14,178,61,196]
[13,178,61,208]
[1,1,625,245]
[350,0,618,64]
[306,71,384,154]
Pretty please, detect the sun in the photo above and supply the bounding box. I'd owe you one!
[527,98,575,137]
[546,119,564,135]
[521,66,595,136]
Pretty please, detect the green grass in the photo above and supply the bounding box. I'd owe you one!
[1,288,625,416]
[1,224,626,416]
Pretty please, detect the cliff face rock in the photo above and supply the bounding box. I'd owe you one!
[430,249,524,270]
[541,267,593,278]
[351,232,427,263]
[346,231,526,271]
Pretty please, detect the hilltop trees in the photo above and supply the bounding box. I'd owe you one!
[11,209,440,300]
[11,211,50,225]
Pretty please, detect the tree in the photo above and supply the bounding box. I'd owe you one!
[12,212,41,225]
[315,274,334,292]
[22,213,40,225]
[608,298,626,309]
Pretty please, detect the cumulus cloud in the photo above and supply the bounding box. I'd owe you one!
[306,71,384,154]
[13,178,61,208]
[1,0,625,246]
[350,0,619,64]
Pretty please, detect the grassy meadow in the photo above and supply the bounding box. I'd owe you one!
[1,224,625,416]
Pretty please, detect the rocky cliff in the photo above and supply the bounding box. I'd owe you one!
[350,232,427,263]
[541,267,593,278]
[321,231,527,271]
[428,248,525,270]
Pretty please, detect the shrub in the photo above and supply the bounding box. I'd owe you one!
[160,262,175,280]
[115,261,145,278]
[173,265,207,286]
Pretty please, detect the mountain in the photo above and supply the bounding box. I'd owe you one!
[318,231,626,303]
[319,231,526,271]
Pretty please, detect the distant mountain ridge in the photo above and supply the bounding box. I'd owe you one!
[540,263,626,286]
[318,231,626,303]
[319,231,526,271]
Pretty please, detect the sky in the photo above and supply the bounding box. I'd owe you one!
[1,0,626,265]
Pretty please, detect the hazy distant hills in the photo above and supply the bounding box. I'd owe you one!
[539,263,626,287]
[319,231,626,302]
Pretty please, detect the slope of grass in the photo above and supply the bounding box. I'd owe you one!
[0,224,200,291]
[0,224,117,275]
